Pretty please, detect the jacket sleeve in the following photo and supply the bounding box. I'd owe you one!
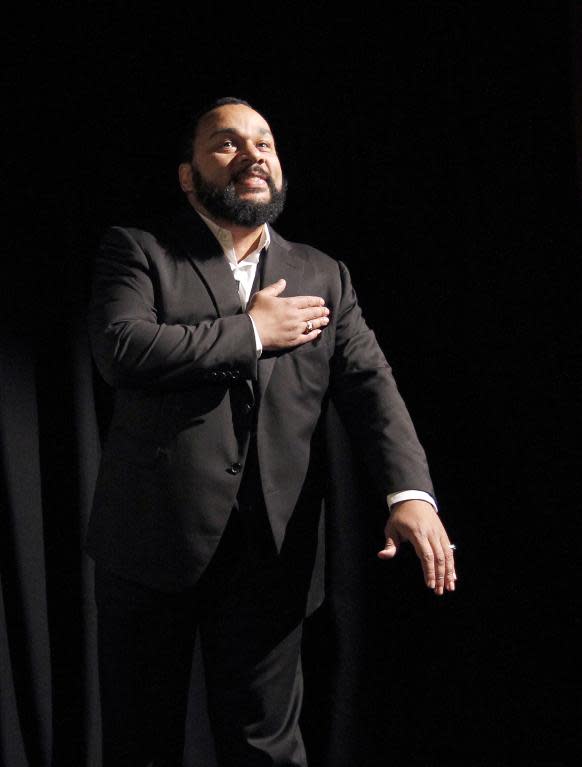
[329,260,435,498]
[88,226,258,390]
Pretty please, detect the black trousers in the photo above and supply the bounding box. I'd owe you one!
[95,497,310,767]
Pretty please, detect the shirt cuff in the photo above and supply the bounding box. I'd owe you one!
[248,314,263,358]
[386,490,438,513]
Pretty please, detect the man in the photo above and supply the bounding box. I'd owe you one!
[87,97,456,766]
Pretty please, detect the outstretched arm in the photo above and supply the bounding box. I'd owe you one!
[330,261,456,594]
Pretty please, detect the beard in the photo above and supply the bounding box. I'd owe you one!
[191,165,287,227]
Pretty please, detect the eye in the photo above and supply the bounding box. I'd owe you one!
[257,141,272,150]
[215,138,238,152]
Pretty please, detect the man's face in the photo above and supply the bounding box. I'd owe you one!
[179,103,286,227]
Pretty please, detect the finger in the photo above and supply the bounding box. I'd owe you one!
[377,525,401,560]
[301,316,329,333]
[289,315,329,343]
[410,538,436,590]
[292,329,322,346]
[442,538,456,592]
[377,535,399,560]
[429,538,447,596]
[261,279,286,296]
[297,306,330,321]
[288,295,326,309]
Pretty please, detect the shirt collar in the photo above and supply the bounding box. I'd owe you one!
[195,209,270,269]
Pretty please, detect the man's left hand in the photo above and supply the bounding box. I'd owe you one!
[377,500,456,595]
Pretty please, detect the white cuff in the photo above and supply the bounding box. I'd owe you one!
[386,490,438,513]
[248,315,263,358]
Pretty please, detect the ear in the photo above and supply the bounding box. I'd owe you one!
[178,162,194,193]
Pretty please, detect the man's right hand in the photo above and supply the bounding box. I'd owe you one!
[247,279,330,350]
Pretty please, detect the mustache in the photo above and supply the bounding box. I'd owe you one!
[232,164,270,183]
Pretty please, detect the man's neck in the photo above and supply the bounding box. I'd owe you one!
[193,203,263,262]
[226,224,264,262]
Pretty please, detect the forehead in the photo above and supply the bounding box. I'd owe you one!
[196,104,274,143]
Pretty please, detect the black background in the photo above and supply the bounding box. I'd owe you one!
[2,2,579,765]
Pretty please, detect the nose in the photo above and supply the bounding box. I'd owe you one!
[241,140,264,164]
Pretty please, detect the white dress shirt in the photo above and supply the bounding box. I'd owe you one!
[198,210,265,353]
[197,211,437,515]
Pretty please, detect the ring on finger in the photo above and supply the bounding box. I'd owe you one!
[304,320,314,334]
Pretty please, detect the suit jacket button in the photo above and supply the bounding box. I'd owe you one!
[227,462,242,475]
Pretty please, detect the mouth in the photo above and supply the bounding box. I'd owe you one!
[233,167,270,190]
[237,177,268,191]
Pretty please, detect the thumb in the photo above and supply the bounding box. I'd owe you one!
[377,529,401,560]
[261,278,286,297]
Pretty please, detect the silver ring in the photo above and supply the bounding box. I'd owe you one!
[449,544,457,551]
[305,320,314,334]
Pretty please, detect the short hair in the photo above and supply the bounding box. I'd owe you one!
[178,97,255,163]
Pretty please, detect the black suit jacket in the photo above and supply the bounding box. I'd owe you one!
[86,207,434,595]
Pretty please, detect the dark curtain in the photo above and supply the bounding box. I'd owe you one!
[0,312,101,766]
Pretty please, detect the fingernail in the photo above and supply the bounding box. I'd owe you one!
[322,317,329,324]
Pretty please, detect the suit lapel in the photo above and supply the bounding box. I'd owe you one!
[258,230,305,398]
[171,208,242,318]
[170,208,255,402]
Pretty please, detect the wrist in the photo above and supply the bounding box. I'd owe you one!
[389,499,437,517]
[387,490,438,514]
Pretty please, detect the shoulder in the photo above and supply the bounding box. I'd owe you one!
[94,224,181,276]
[269,228,342,275]
[100,212,195,261]
[100,225,164,253]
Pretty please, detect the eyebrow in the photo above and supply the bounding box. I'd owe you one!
[208,127,274,139]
